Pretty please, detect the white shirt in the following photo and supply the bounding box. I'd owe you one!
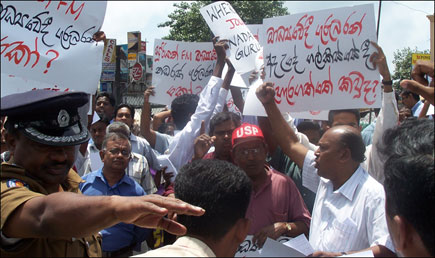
[302,151,394,253]
[73,142,103,176]
[166,76,223,171]
[134,236,216,257]
[360,91,399,184]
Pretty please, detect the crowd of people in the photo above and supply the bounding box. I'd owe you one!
[0,30,434,258]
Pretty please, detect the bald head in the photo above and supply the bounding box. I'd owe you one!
[327,125,366,163]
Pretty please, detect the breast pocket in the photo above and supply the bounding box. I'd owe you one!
[329,217,358,252]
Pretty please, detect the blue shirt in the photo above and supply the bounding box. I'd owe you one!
[80,168,150,252]
[412,100,424,117]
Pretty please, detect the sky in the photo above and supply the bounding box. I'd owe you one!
[100,1,434,71]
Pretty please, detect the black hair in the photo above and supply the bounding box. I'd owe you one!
[328,109,361,126]
[115,103,135,120]
[175,159,252,240]
[96,92,116,107]
[297,121,321,133]
[209,111,241,135]
[400,89,420,101]
[336,126,366,163]
[170,94,199,130]
[381,118,434,256]
[157,122,175,136]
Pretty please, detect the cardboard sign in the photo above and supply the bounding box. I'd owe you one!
[200,1,261,73]
[1,1,106,96]
[262,4,380,113]
[151,39,216,106]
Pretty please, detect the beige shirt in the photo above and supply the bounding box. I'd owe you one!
[133,236,216,257]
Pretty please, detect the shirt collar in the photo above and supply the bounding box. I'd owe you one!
[95,168,134,187]
[130,133,137,142]
[173,236,216,257]
[411,100,422,113]
[334,166,367,201]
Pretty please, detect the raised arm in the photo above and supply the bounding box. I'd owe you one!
[256,82,308,168]
[140,86,157,148]
[401,60,434,106]
[3,192,204,239]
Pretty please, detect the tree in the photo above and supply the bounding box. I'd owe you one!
[392,47,430,93]
[158,1,289,42]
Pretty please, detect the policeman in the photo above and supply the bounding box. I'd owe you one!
[0,90,204,257]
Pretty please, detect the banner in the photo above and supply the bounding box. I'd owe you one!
[1,1,106,96]
[263,4,380,113]
[200,1,261,73]
[151,39,216,105]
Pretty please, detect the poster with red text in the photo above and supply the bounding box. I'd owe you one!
[1,1,106,97]
[262,4,380,113]
[151,39,216,106]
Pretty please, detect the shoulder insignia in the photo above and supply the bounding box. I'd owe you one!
[6,179,30,189]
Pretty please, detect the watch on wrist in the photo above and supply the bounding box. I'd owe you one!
[285,222,292,233]
[382,80,393,85]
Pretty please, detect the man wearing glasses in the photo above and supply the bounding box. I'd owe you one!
[80,132,150,257]
[230,123,311,248]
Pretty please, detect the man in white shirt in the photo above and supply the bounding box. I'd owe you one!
[135,159,251,257]
[256,82,395,257]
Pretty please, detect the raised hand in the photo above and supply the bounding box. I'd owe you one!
[256,82,276,105]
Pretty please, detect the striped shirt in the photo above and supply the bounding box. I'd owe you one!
[302,150,394,253]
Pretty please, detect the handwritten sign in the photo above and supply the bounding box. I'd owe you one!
[235,236,305,257]
[200,1,261,73]
[263,4,380,113]
[1,1,106,97]
[151,39,216,106]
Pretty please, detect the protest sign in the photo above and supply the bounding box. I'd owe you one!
[1,1,106,97]
[151,39,216,106]
[262,4,380,113]
[200,1,261,73]
[235,236,305,257]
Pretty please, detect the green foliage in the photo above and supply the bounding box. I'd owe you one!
[158,1,289,42]
[392,47,430,93]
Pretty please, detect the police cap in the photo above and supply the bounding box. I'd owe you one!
[1,90,90,146]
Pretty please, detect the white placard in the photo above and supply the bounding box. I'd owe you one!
[200,1,261,73]
[235,236,305,257]
[262,4,381,113]
[1,1,106,96]
[282,234,314,256]
[151,39,216,106]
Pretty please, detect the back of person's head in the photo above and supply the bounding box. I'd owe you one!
[115,103,135,119]
[335,126,366,163]
[209,111,241,135]
[106,121,131,137]
[157,122,175,136]
[381,118,434,256]
[175,159,252,241]
[171,94,199,130]
[328,109,361,127]
[96,92,115,107]
[400,89,420,101]
[297,121,321,132]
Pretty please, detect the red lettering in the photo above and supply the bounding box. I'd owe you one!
[338,70,378,105]
[166,82,203,97]
[1,36,40,68]
[66,0,85,21]
[266,14,313,48]
[226,18,245,29]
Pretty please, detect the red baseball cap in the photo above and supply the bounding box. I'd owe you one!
[232,123,265,149]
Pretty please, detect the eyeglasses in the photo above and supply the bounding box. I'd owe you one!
[105,148,131,157]
[237,147,262,157]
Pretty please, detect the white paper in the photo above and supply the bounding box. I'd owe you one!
[156,154,177,183]
[282,234,314,256]
[1,1,106,97]
[342,250,374,257]
[236,236,305,257]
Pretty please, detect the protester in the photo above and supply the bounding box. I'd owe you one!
[256,82,395,257]
[0,90,204,257]
[296,121,322,145]
[135,159,252,257]
[106,122,157,195]
[80,132,151,257]
[114,103,162,173]
[400,90,423,117]
[193,111,241,162]
[95,92,116,122]
[74,115,110,176]
[231,123,311,248]
[381,118,434,257]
